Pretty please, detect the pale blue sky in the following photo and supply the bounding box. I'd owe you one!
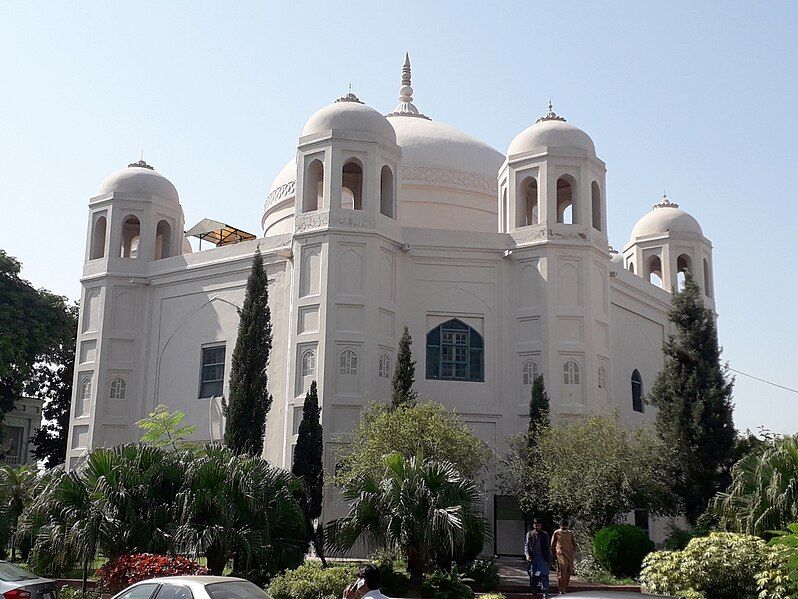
[2,1,796,433]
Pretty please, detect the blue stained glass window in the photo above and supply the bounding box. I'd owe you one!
[426,319,484,382]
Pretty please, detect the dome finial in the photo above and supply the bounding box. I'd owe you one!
[536,99,566,123]
[387,52,430,120]
[336,84,363,104]
[653,193,679,209]
[128,151,154,170]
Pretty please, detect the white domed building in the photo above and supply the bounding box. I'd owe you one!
[68,56,715,549]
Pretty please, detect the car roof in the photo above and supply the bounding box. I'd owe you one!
[139,577,249,586]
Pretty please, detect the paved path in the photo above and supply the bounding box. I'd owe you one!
[495,556,641,595]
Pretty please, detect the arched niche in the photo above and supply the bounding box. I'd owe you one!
[341,159,363,210]
[90,215,107,260]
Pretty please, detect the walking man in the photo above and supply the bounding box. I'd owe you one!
[551,519,579,594]
[524,518,551,598]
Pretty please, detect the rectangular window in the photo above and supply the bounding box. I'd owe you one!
[634,508,650,533]
[199,345,226,398]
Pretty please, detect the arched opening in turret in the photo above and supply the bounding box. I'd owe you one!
[517,177,538,227]
[647,255,663,287]
[591,181,602,231]
[341,159,363,210]
[676,253,692,292]
[628,262,635,274]
[380,165,394,218]
[556,176,576,224]
[90,215,107,260]
[631,369,644,412]
[703,258,712,298]
[501,188,508,232]
[121,216,141,259]
[155,220,173,260]
[303,159,324,212]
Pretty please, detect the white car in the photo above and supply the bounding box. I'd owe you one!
[111,577,272,599]
[0,561,58,599]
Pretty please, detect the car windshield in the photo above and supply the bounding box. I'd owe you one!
[0,562,39,582]
[205,581,271,599]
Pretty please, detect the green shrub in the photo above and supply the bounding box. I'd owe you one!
[377,563,411,597]
[593,524,654,578]
[268,562,358,599]
[664,525,696,551]
[421,569,474,599]
[462,558,499,591]
[58,587,102,599]
[477,594,505,599]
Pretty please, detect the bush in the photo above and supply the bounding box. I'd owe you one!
[421,569,474,599]
[462,558,499,592]
[663,525,696,551]
[58,586,102,599]
[478,594,505,599]
[593,525,654,578]
[268,562,359,599]
[378,564,411,598]
[98,554,208,593]
[640,532,792,599]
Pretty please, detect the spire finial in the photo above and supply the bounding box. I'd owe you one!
[128,152,154,169]
[387,52,430,120]
[336,84,363,104]
[536,99,566,123]
[653,193,679,209]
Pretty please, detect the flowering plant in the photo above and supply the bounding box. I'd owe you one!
[98,553,208,593]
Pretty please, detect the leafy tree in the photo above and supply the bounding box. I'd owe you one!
[648,272,736,523]
[327,453,486,592]
[710,434,798,536]
[528,375,549,440]
[0,465,38,559]
[137,404,198,451]
[28,302,78,468]
[291,381,327,566]
[391,325,417,408]
[224,247,273,456]
[334,401,493,487]
[503,415,677,534]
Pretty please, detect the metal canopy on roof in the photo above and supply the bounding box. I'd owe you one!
[186,218,256,248]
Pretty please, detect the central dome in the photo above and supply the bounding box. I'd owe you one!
[301,95,397,144]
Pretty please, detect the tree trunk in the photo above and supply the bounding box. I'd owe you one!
[310,520,328,568]
[407,550,423,597]
[206,545,227,576]
[81,554,89,597]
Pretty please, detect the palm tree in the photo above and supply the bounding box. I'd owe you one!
[173,444,308,580]
[0,465,39,559]
[326,453,486,592]
[710,434,798,535]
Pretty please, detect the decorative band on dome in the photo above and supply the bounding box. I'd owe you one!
[535,100,566,124]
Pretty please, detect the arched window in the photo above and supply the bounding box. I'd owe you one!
[703,258,712,298]
[648,255,663,287]
[426,319,484,382]
[518,177,538,226]
[155,220,172,260]
[90,215,107,260]
[341,159,363,210]
[121,216,141,258]
[563,359,581,385]
[110,377,126,400]
[628,262,635,274]
[598,365,607,389]
[631,369,644,412]
[380,165,394,218]
[501,188,508,232]
[676,254,692,292]
[301,349,316,377]
[591,181,602,231]
[303,159,324,212]
[378,353,391,379]
[80,377,92,400]
[556,177,575,224]
[339,348,358,375]
[522,360,539,386]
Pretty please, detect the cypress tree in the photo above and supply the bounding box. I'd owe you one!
[224,247,272,455]
[391,325,417,408]
[291,381,327,566]
[648,272,735,523]
[528,375,550,441]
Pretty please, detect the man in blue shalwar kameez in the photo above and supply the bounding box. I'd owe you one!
[524,518,551,598]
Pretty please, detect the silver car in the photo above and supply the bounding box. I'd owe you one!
[0,562,58,599]
[111,577,272,599]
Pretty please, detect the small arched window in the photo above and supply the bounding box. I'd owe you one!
[703,258,712,298]
[90,215,107,260]
[518,177,538,227]
[628,262,635,274]
[303,159,324,212]
[676,254,692,292]
[155,220,172,260]
[301,349,316,377]
[341,159,363,210]
[563,360,581,385]
[631,369,644,412]
[380,165,394,218]
[121,216,141,258]
[557,177,575,224]
[591,181,602,231]
[426,319,484,382]
[110,377,126,400]
[378,353,391,379]
[648,255,663,287]
[80,377,92,400]
[501,188,508,232]
[339,348,358,375]
[522,360,539,386]
[598,365,607,389]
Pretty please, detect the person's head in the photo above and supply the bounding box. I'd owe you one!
[560,519,570,529]
[533,518,542,531]
[357,564,381,591]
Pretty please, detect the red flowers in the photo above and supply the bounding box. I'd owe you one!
[98,554,209,593]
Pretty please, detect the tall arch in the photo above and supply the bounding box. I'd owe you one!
[155,220,172,260]
[341,159,363,210]
[676,253,692,292]
[648,255,663,287]
[556,176,576,224]
[303,159,324,212]
[631,369,644,412]
[563,359,581,385]
[90,215,107,260]
[120,215,141,258]
[522,359,539,386]
[501,188,508,233]
[628,262,635,274]
[380,165,394,218]
[517,177,538,227]
[703,258,712,298]
[426,319,484,382]
[591,181,602,231]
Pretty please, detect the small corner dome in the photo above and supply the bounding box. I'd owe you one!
[301,95,397,144]
[99,160,179,203]
[631,197,703,239]
[508,106,595,157]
